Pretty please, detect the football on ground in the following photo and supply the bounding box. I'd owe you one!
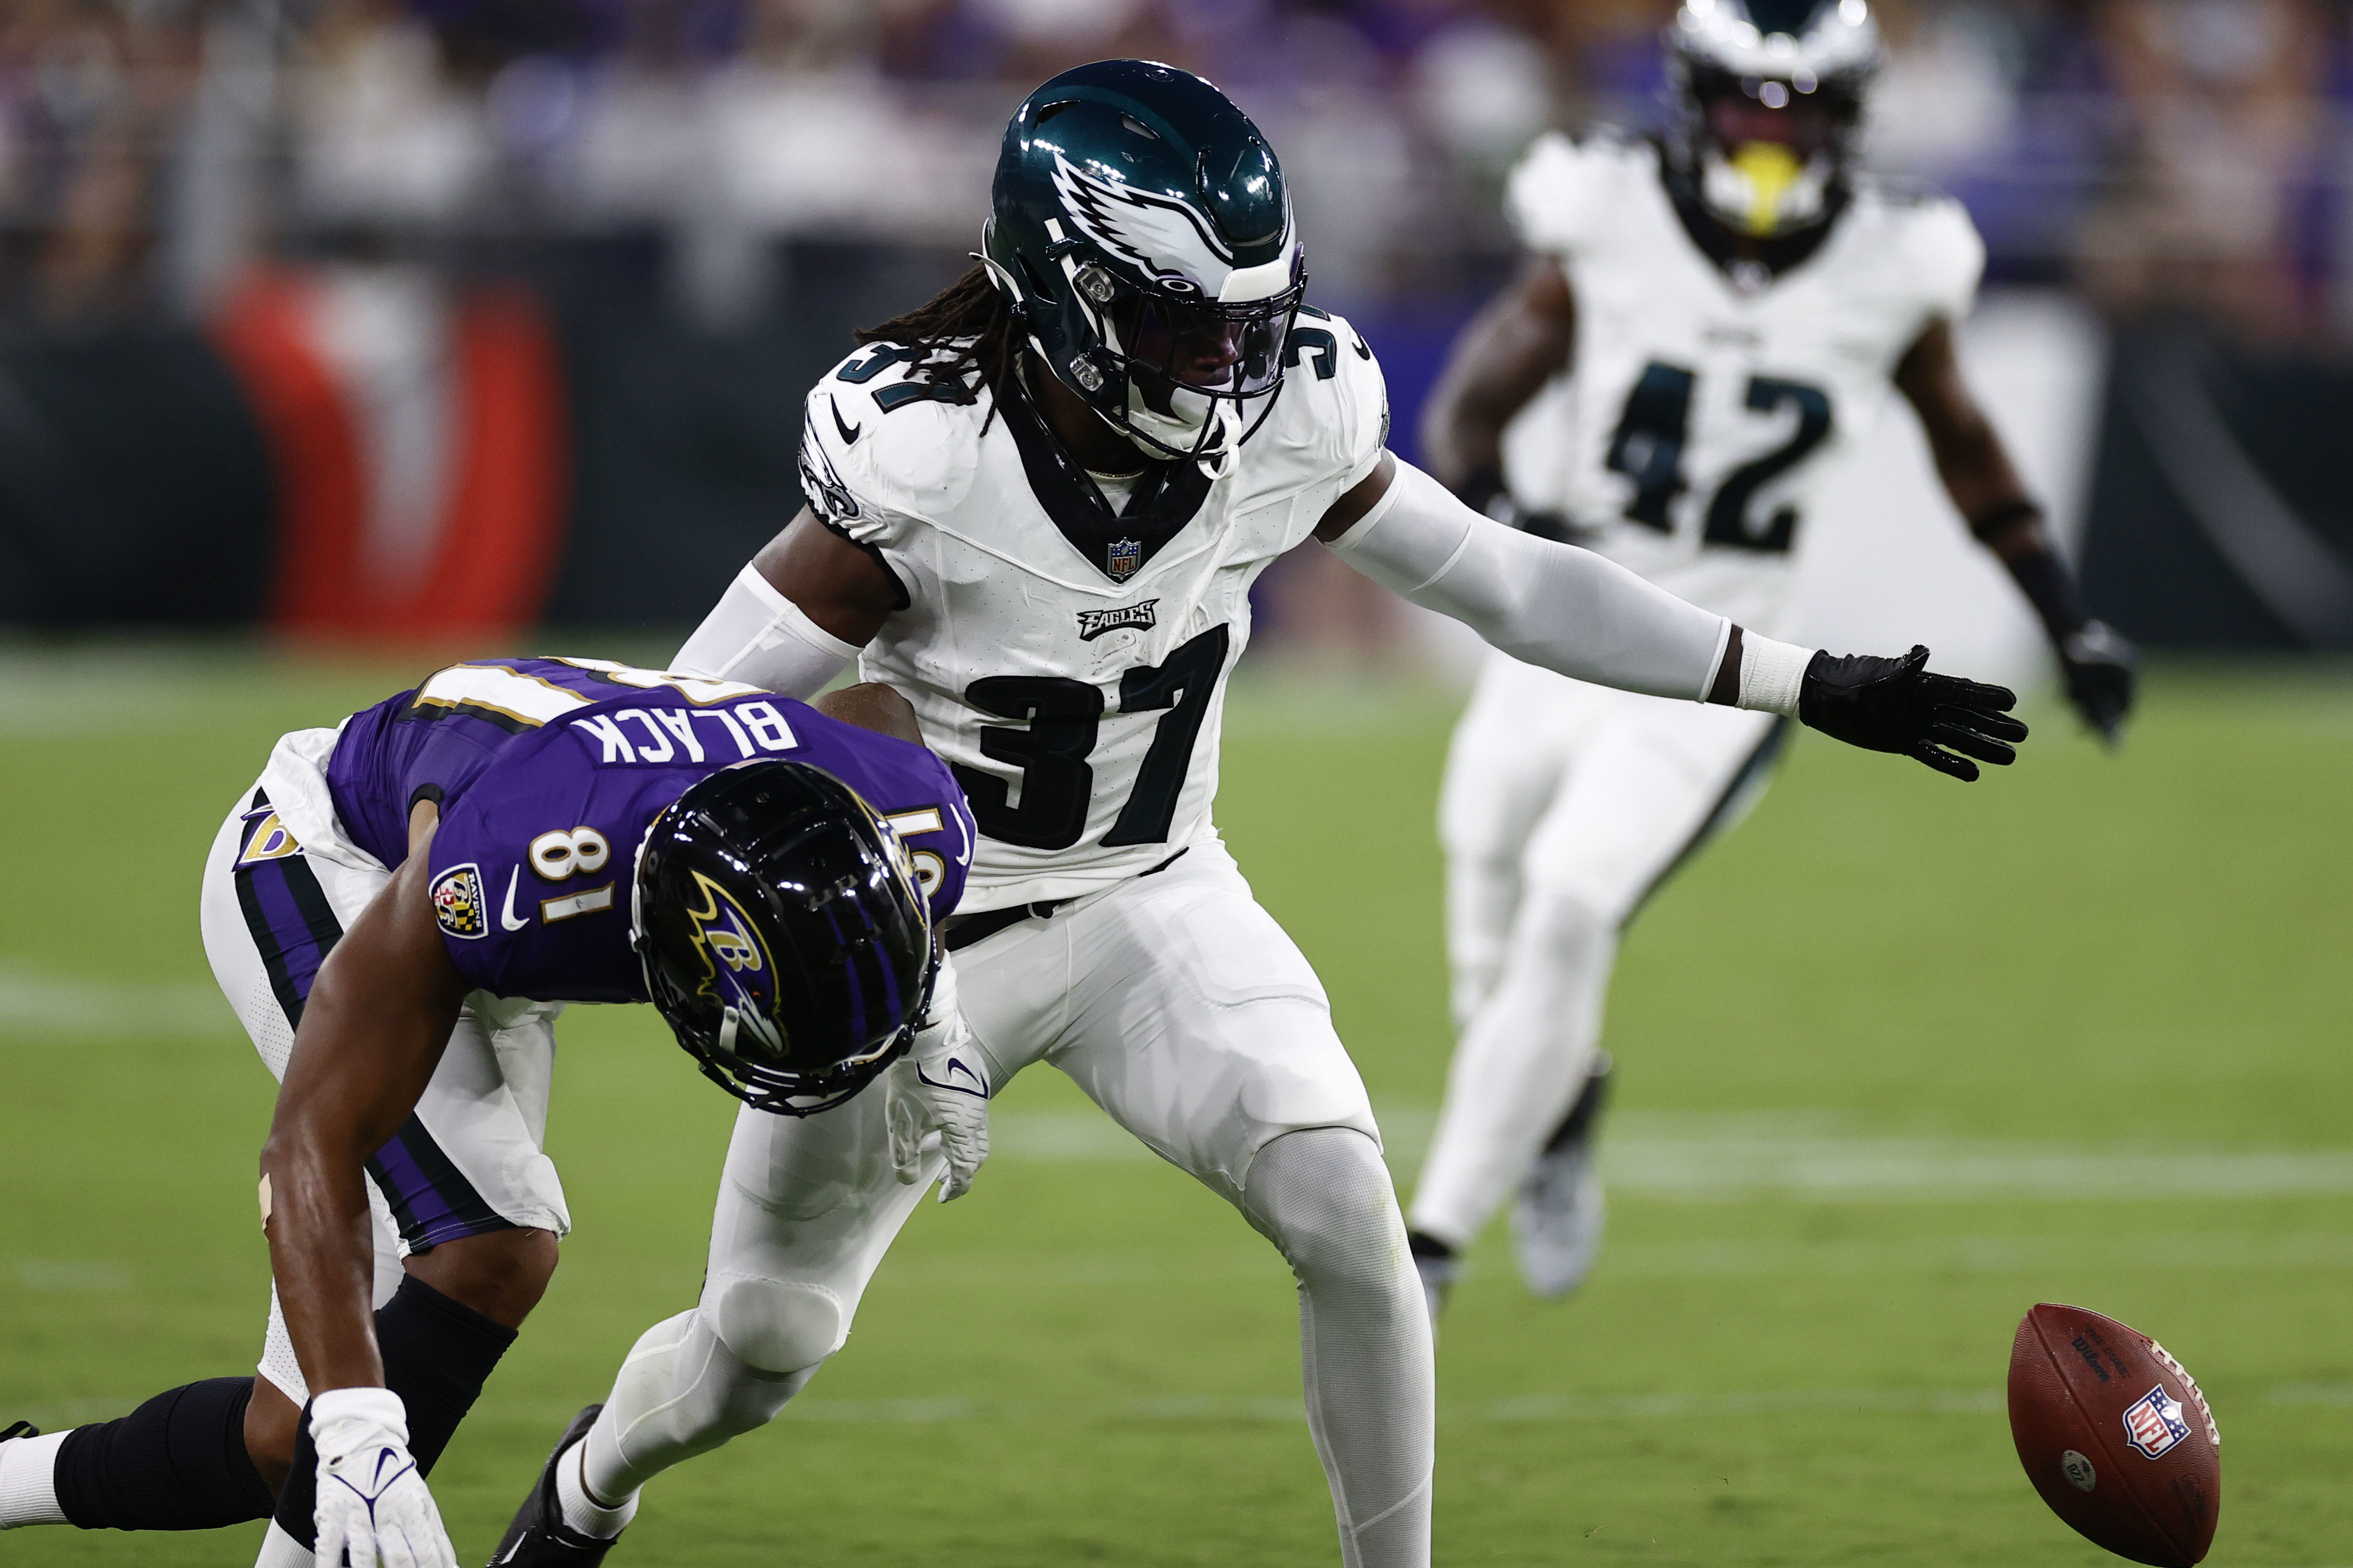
[2008,1302,2220,1566]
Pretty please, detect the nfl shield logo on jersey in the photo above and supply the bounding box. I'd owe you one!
[1106,537,1142,581]
[430,864,488,940]
[2121,1385,2192,1459]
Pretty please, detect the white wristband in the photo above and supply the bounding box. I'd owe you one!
[310,1387,408,1458]
[1736,634,1814,718]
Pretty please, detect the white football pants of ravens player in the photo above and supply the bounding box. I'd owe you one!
[194,728,570,1568]
[1406,654,1786,1284]
[201,728,572,1416]
[575,839,1430,1568]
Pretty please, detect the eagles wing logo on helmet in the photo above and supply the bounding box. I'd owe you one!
[684,870,786,1055]
[1051,151,1295,301]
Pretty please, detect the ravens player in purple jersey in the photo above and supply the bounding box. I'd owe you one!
[0,659,980,1568]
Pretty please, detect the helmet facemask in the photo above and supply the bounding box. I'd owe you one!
[1072,254,1302,471]
[1668,1,1879,240]
[1687,66,1852,237]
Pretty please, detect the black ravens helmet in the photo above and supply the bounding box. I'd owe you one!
[1666,0,1882,239]
[982,59,1306,471]
[632,760,934,1116]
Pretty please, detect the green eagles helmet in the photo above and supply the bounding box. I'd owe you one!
[983,59,1306,469]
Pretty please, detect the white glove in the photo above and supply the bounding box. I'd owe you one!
[310,1387,456,1568]
[885,958,990,1202]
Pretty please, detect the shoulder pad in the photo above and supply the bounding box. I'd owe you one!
[802,345,986,530]
[1506,128,1652,257]
[1244,306,1388,499]
[1848,182,1985,323]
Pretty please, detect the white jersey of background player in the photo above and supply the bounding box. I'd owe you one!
[478,57,2027,1568]
[1405,0,2134,1315]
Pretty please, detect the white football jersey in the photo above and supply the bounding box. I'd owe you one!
[1500,132,1984,639]
[800,312,1388,911]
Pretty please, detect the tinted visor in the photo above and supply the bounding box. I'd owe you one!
[1686,62,1862,129]
[1110,289,1298,399]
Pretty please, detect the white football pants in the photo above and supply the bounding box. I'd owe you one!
[1407,653,1787,1251]
[582,841,1434,1568]
[196,757,570,1411]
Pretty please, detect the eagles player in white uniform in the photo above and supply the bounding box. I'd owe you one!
[485,59,2026,1568]
[1404,0,2136,1316]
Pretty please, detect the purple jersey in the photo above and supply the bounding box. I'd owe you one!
[324,658,972,1003]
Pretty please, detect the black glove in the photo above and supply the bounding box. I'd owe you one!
[1799,645,2028,783]
[2058,619,2136,745]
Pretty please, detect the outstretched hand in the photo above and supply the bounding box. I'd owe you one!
[2060,620,2137,745]
[1798,645,2028,782]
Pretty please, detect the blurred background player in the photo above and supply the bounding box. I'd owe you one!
[1403,0,2136,1317]
[0,661,981,1568]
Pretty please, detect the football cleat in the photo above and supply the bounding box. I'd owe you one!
[488,1405,620,1567]
[1512,1052,1613,1299]
[1407,1233,1458,1329]
[0,1422,37,1441]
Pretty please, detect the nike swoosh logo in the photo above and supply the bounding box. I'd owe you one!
[501,867,530,931]
[918,1055,988,1099]
[830,396,861,446]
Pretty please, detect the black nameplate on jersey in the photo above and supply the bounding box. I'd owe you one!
[1077,600,1158,640]
[997,374,1211,585]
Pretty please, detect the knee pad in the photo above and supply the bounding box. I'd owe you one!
[1242,1128,1405,1287]
[706,1274,846,1376]
[1514,889,1616,969]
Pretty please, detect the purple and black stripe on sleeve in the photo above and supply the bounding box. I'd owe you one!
[233,796,516,1255]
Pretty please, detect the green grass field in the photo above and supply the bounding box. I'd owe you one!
[3,647,2348,1566]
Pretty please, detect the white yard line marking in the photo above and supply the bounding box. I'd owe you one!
[10,1259,134,1293]
[0,966,234,1039]
[876,1232,2353,1289]
[774,1390,2012,1425]
[22,1384,2344,1434]
[1604,1231,2353,1276]
[2268,1384,2353,1407]
[984,1109,2353,1200]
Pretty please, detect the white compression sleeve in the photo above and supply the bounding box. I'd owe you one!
[1327,460,1730,702]
[672,563,861,698]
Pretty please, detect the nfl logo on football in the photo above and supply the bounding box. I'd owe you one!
[1106,537,1142,581]
[2121,1385,2192,1459]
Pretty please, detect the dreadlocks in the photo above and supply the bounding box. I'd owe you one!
[854,264,1025,430]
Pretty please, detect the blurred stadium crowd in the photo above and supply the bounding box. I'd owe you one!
[2,0,2350,645]
[11,0,2353,329]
